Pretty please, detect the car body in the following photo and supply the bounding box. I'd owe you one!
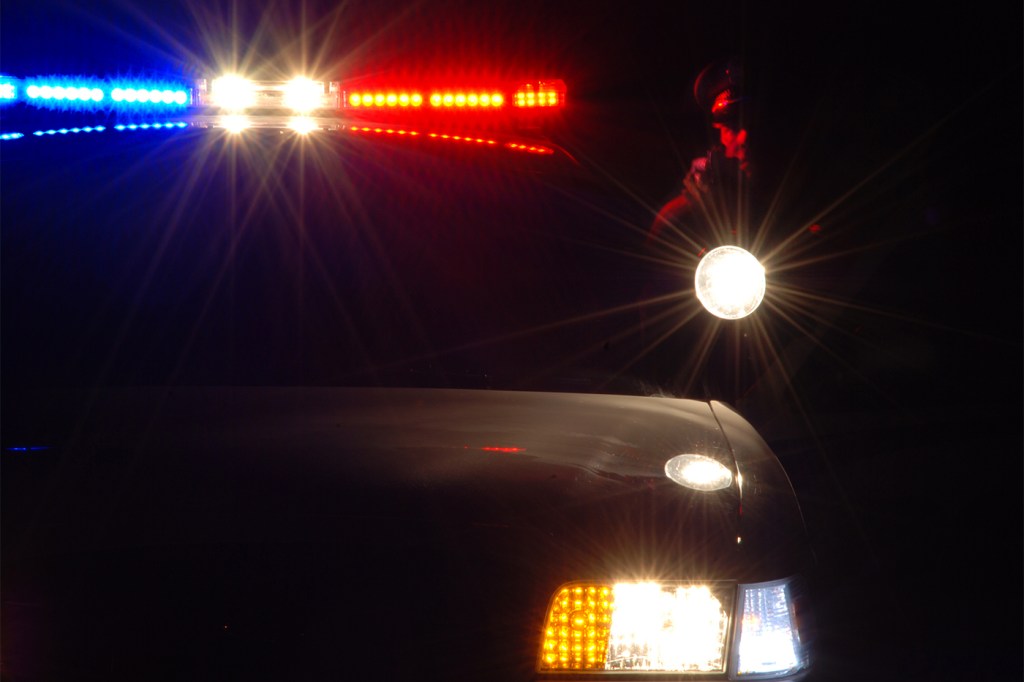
[3,386,814,680]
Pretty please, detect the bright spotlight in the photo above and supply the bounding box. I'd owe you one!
[211,75,255,110]
[284,77,322,113]
[694,246,766,320]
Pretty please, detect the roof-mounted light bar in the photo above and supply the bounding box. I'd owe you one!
[4,73,565,117]
[196,76,339,113]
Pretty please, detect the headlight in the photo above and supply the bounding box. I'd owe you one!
[538,582,732,673]
[538,578,810,678]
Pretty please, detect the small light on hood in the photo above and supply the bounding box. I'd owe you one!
[664,454,733,491]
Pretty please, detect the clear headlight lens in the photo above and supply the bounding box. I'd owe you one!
[733,579,807,676]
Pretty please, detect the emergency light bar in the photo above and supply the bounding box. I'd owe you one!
[194,76,339,113]
[2,71,568,146]
[3,73,565,116]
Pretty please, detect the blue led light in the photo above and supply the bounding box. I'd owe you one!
[0,132,24,140]
[23,78,107,109]
[108,84,190,107]
[20,76,191,110]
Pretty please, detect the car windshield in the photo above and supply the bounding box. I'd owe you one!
[3,118,652,393]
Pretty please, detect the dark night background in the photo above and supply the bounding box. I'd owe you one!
[2,1,1021,680]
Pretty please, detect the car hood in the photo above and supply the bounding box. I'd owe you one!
[3,387,810,680]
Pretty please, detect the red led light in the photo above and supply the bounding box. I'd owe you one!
[346,90,426,108]
[425,90,506,109]
[345,87,510,109]
[513,80,565,108]
[343,82,562,114]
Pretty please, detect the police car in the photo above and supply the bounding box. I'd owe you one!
[2,31,814,682]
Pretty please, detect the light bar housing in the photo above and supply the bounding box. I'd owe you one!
[195,77,340,113]
[1,74,566,128]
